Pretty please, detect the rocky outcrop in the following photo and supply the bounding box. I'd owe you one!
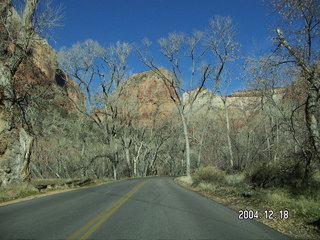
[182,87,224,110]
[183,87,286,111]
[0,32,85,186]
[109,68,178,126]
[55,69,86,110]
[181,86,287,127]
[12,40,85,112]
[230,88,286,97]
[108,70,288,128]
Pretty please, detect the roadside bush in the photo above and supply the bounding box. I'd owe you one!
[278,157,305,187]
[225,173,245,185]
[245,163,278,188]
[245,158,306,188]
[192,166,226,185]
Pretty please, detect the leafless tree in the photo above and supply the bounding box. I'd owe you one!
[0,0,62,184]
[206,16,240,169]
[58,40,133,179]
[139,31,212,176]
[271,0,320,181]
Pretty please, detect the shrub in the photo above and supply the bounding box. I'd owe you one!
[192,166,226,185]
[245,163,278,188]
[225,173,245,185]
[245,158,306,188]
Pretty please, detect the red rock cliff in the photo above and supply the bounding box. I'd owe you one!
[109,68,178,126]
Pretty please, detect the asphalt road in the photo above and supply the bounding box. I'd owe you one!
[0,177,292,240]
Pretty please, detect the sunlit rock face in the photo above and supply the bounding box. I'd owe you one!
[183,87,286,111]
[182,86,287,129]
[0,35,85,186]
[109,68,178,126]
[11,38,85,112]
[109,69,288,128]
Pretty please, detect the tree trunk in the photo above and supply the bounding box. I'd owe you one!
[265,124,272,160]
[197,133,204,168]
[112,163,117,180]
[306,68,320,156]
[125,147,131,174]
[245,133,251,169]
[133,142,143,177]
[277,29,320,157]
[223,100,234,168]
[181,113,191,176]
[197,119,209,167]
[273,121,279,162]
[133,155,137,177]
[19,128,34,182]
[144,144,161,176]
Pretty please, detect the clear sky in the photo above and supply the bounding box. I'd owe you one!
[50,0,279,94]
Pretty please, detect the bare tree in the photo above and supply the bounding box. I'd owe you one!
[58,40,132,179]
[271,0,320,181]
[139,31,211,176]
[0,0,62,184]
[206,16,240,169]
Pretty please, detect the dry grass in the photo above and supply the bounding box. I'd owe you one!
[0,178,115,205]
[0,184,39,203]
[175,174,320,240]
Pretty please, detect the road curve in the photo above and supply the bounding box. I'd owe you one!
[0,177,291,239]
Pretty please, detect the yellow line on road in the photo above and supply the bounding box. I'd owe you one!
[67,180,146,240]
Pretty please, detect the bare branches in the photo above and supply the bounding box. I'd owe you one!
[159,32,185,62]
[101,41,132,92]
[58,40,102,110]
[206,16,240,85]
[272,0,320,66]
[271,0,320,162]
[137,15,241,174]
[32,0,64,39]
[276,28,312,74]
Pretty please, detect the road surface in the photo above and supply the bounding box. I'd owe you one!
[0,177,291,239]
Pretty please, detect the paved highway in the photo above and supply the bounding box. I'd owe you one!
[0,177,291,239]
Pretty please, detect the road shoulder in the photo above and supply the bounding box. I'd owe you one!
[174,176,319,240]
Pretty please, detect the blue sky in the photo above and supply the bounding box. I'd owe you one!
[50,0,279,94]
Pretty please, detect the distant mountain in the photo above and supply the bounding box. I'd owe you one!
[108,68,178,126]
[107,69,288,127]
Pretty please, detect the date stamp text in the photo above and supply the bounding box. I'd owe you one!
[238,209,289,220]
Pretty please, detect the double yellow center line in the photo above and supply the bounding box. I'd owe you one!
[67,180,147,240]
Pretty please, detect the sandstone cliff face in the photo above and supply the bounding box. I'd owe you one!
[183,87,286,111]
[109,68,177,126]
[182,86,287,127]
[0,36,85,185]
[55,69,86,110]
[108,70,288,128]
[12,39,85,111]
